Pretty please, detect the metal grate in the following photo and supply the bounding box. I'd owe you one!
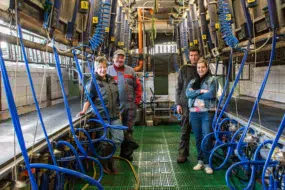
[75,125,263,189]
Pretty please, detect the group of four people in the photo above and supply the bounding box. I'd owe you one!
[79,48,217,175]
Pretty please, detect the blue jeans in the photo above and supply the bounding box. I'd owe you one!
[108,119,124,146]
[190,111,214,164]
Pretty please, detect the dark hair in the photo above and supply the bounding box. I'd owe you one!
[189,47,200,54]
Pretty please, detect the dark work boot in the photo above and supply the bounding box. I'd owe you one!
[177,155,187,163]
[100,143,113,174]
[129,140,139,150]
[120,140,134,161]
[99,159,111,174]
[108,158,118,174]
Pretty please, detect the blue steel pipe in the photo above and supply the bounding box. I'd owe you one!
[209,127,245,170]
[75,128,117,160]
[245,140,282,190]
[212,43,250,135]
[52,44,88,156]
[17,24,58,168]
[87,119,128,130]
[30,163,103,189]
[262,114,285,190]
[212,48,233,131]
[56,141,86,174]
[0,49,38,189]
[236,29,277,161]
[215,118,237,144]
[226,160,278,190]
[1,44,103,190]
[57,155,103,182]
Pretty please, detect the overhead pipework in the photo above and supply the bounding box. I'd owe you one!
[0,0,285,189]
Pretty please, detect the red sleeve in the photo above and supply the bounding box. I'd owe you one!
[134,77,142,105]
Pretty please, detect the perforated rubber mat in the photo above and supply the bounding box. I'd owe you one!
[75,125,262,190]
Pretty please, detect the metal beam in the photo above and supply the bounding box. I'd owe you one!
[132,21,174,33]
[221,27,285,53]
[0,9,78,47]
[0,32,86,60]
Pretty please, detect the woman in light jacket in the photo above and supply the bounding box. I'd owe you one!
[185,58,217,175]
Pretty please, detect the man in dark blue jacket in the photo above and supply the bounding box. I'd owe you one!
[176,48,200,163]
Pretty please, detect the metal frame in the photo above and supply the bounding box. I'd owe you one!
[0,113,90,180]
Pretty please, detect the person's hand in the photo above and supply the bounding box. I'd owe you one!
[200,89,209,93]
[177,105,183,114]
[76,111,85,117]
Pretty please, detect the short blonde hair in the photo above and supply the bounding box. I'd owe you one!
[94,56,107,69]
[197,58,208,67]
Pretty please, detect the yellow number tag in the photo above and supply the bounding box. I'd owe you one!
[111,36,115,42]
[248,0,255,3]
[215,23,220,29]
[81,1,89,9]
[194,39,198,44]
[181,47,184,51]
[92,17,98,24]
[202,35,207,40]
[105,27,110,32]
[226,14,231,21]
[190,42,193,47]
[120,42,124,46]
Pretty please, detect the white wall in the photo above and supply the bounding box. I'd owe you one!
[239,65,285,103]
[168,73,178,102]
[140,72,178,103]
[1,65,69,111]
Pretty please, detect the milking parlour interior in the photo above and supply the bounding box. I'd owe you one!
[0,0,285,189]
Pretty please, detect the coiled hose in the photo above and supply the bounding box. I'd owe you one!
[89,0,111,51]
[217,0,239,49]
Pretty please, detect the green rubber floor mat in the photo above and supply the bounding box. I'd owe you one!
[74,125,263,190]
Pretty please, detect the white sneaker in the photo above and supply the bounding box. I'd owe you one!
[193,163,204,170]
[204,167,213,174]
